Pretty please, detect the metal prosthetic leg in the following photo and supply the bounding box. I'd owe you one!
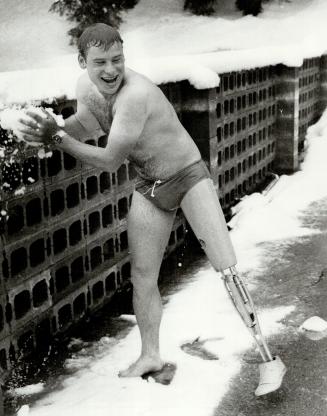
[221,266,286,395]
[221,266,272,362]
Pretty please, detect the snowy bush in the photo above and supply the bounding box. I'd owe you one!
[184,0,274,17]
[236,0,263,16]
[50,0,139,43]
[184,0,216,15]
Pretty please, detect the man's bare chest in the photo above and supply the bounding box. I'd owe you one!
[84,90,114,134]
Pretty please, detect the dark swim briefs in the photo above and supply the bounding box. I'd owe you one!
[135,159,211,211]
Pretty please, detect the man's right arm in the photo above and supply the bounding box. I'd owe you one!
[55,131,117,171]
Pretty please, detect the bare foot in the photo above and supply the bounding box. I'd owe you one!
[119,356,164,377]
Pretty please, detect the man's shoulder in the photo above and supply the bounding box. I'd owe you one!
[127,68,155,87]
[118,69,157,103]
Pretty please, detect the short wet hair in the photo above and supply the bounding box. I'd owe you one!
[78,23,123,59]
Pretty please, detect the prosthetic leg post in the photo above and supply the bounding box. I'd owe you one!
[221,266,273,362]
[221,266,286,396]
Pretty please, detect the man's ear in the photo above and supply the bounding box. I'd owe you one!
[78,54,87,69]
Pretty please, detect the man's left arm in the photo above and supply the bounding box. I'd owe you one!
[101,88,148,170]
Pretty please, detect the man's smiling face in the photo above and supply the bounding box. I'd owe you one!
[79,42,125,96]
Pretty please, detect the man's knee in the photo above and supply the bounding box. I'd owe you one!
[131,264,158,289]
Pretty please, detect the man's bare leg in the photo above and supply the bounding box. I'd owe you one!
[181,178,237,270]
[119,191,176,377]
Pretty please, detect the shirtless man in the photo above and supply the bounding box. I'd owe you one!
[19,23,286,395]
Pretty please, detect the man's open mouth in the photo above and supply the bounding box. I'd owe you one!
[101,75,119,85]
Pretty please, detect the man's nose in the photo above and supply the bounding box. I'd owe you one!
[104,62,115,74]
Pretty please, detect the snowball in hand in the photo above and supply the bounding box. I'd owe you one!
[0,106,64,146]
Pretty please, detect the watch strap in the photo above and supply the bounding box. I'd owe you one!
[51,129,66,145]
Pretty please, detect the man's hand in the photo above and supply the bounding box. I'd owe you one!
[18,109,60,145]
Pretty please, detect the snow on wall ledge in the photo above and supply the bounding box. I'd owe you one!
[0,65,83,106]
[0,42,326,106]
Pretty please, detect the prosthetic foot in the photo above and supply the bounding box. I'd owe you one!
[255,356,286,396]
[221,267,286,396]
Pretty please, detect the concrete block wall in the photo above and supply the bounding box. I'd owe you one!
[179,66,277,213]
[320,55,327,117]
[274,57,322,173]
[274,65,300,173]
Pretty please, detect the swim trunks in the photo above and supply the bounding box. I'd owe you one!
[135,159,211,211]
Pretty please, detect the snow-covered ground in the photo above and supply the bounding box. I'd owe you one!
[1,0,327,104]
[13,110,327,416]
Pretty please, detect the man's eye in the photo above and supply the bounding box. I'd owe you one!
[95,61,105,65]
[113,58,121,63]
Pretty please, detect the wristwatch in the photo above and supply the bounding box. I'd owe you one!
[51,129,66,145]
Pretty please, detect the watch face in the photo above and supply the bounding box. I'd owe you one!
[52,134,63,145]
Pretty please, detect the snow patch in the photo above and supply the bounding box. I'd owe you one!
[14,383,45,396]
[300,316,327,332]
[119,314,137,324]
[17,405,30,416]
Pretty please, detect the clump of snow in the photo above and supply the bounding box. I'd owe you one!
[99,336,112,345]
[14,186,26,197]
[64,355,92,371]
[119,314,137,324]
[300,316,327,332]
[0,105,64,145]
[306,108,327,139]
[14,383,45,396]
[37,148,53,159]
[17,405,30,416]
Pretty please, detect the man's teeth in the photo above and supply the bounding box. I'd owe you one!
[102,76,117,83]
